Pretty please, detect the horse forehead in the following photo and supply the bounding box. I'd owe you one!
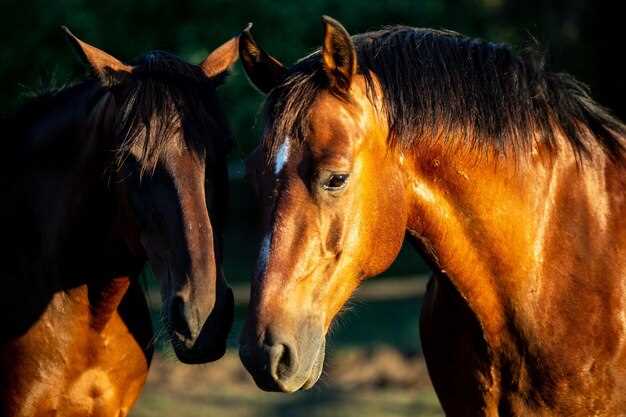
[305,99,359,155]
[310,91,359,127]
[160,141,207,172]
[308,83,375,144]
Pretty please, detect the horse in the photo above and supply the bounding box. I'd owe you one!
[0,28,239,417]
[237,16,626,416]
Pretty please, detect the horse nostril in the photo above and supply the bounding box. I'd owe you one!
[269,342,297,381]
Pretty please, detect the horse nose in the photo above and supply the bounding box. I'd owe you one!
[266,338,298,383]
[167,285,234,364]
[239,327,302,392]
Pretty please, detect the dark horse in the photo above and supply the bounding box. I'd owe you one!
[238,16,626,416]
[0,28,238,417]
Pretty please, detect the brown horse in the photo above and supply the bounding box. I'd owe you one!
[0,28,239,417]
[238,16,626,416]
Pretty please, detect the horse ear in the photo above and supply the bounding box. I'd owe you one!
[239,23,287,94]
[62,26,132,86]
[321,16,356,93]
[200,36,239,80]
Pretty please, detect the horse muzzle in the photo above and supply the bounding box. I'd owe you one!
[167,282,234,364]
[239,319,326,392]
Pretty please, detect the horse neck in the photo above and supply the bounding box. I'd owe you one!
[5,82,138,290]
[404,138,626,346]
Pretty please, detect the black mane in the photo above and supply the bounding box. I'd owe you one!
[7,50,232,176]
[263,26,626,163]
[113,50,232,175]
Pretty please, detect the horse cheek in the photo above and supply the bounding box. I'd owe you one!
[361,171,408,277]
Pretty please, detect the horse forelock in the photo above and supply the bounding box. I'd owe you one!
[112,50,231,177]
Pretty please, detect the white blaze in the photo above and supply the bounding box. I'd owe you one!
[260,137,290,276]
[274,137,291,175]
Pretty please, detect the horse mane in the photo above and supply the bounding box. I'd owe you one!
[7,51,232,177]
[6,80,96,137]
[263,26,626,164]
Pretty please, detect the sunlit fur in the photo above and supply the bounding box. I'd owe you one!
[241,20,626,415]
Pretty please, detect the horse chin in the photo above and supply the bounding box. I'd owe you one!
[172,340,227,364]
[301,338,326,390]
[168,286,235,364]
[279,337,326,393]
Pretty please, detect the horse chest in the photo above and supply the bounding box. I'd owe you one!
[1,283,151,417]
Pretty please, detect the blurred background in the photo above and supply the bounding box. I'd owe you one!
[1,1,622,416]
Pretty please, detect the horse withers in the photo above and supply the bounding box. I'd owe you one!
[1,29,239,417]
[238,16,626,416]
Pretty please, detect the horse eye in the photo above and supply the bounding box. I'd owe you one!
[322,173,350,191]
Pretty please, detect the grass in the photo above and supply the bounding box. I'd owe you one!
[131,349,444,417]
[134,386,443,417]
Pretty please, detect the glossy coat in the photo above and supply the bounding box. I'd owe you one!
[238,16,626,416]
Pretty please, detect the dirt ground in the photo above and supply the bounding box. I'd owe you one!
[132,347,444,417]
